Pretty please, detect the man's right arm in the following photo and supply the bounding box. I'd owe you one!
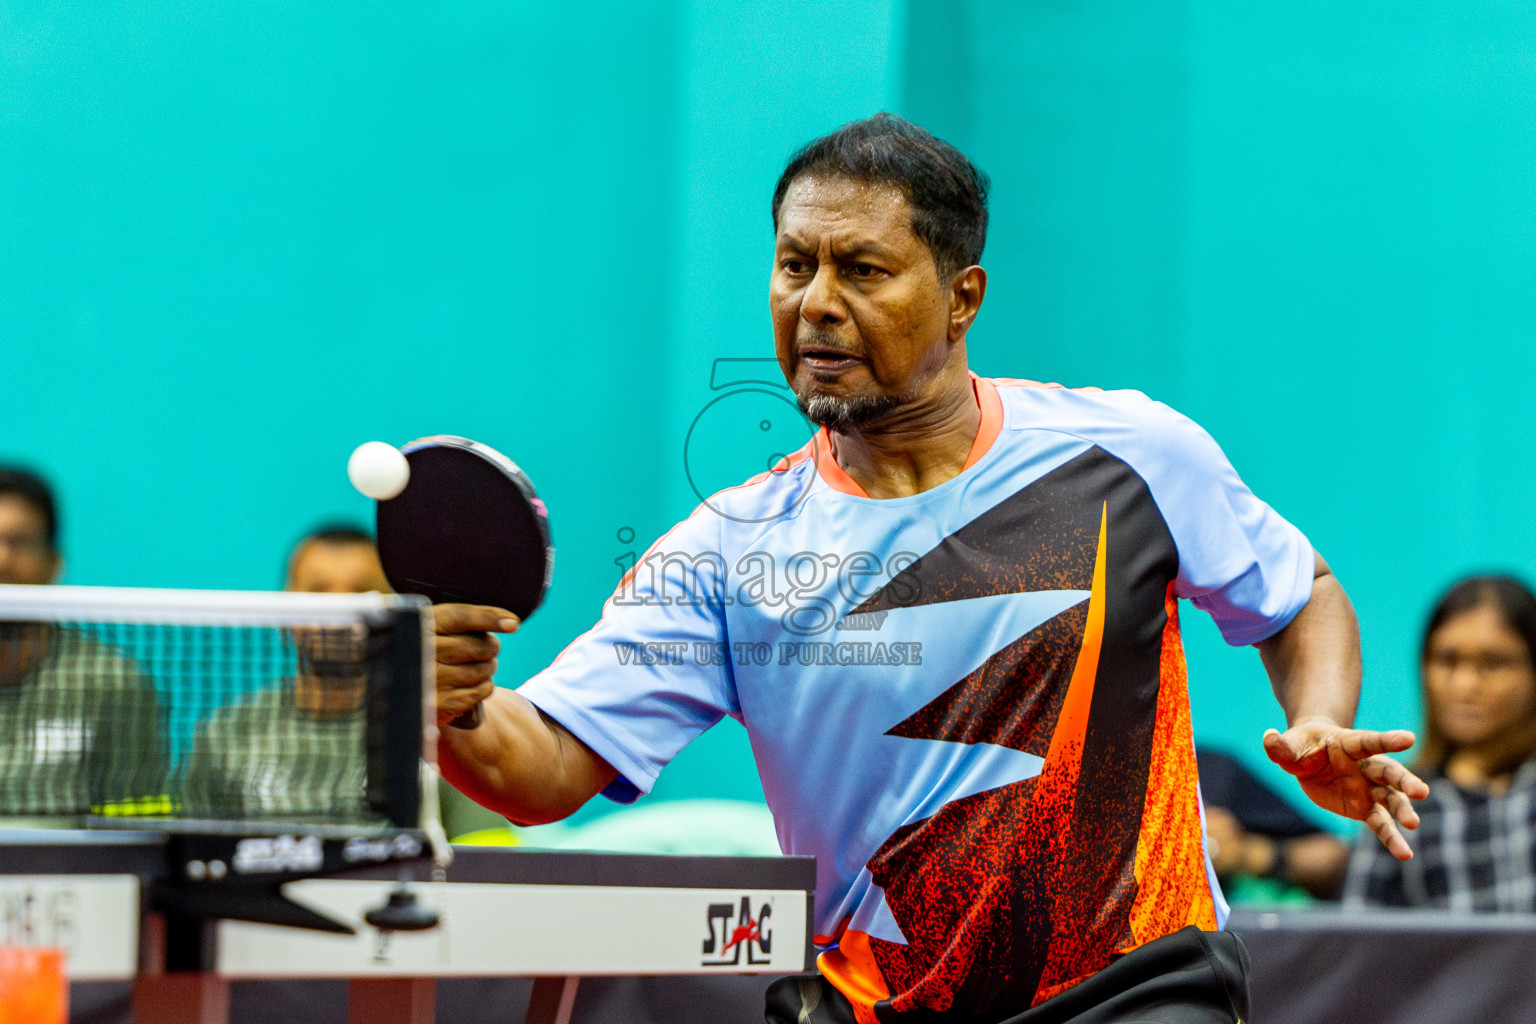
[432,604,617,825]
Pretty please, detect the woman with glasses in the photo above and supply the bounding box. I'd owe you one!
[1344,574,1536,908]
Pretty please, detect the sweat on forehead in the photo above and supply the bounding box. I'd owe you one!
[770,113,990,280]
[775,177,916,238]
[781,174,906,205]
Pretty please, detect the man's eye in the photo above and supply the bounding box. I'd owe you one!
[849,263,880,278]
[782,259,811,275]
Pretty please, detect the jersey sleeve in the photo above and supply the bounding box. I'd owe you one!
[1110,393,1316,646]
[515,507,737,804]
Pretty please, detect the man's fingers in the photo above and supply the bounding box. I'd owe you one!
[1262,728,1298,765]
[1265,728,1332,779]
[438,680,494,709]
[431,605,513,703]
[436,681,495,726]
[436,632,501,664]
[1359,755,1430,801]
[1366,801,1414,862]
[433,603,521,635]
[1337,728,1416,759]
[1375,786,1421,831]
[437,660,498,689]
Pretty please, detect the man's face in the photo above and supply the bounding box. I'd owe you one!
[771,175,954,428]
[286,540,387,717]
[0,496,59,586]
[286,541,389,595]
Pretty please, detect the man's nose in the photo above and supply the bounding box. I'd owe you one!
[800,265,846,325]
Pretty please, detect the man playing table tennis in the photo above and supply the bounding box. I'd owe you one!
[433,114,1427,1024]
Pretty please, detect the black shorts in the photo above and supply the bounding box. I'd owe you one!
[764,926,1249,1024]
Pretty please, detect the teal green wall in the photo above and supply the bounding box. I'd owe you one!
[5,1,1533,828]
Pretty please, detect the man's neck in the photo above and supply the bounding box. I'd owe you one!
[829,362,981,499]
[0,624,51,687]
[293,671,366,720]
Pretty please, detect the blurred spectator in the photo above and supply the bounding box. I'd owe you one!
[0,466,61,585]
[183,524,387,820]
[0,466,165,817]
[1198,748,1349,904]
[184,524,507,835]
[1344,574,1536,909]
[284,524,389,594]
[283,525,509,836]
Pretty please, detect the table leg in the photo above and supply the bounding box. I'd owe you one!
[136,913,230,1024]
[348,977,436,1024]
[131,973,229,1024]
[525,975,579,1024]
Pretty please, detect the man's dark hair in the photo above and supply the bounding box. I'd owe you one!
[284,523,375,585]
[301,523,374,548]
[772,113,990,281]
[0,466,59,553]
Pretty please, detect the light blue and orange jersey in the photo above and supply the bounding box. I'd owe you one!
[518,376,1313,1022]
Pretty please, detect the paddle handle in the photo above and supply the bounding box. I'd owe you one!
[447,704,484,730]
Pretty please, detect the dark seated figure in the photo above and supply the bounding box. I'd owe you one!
[1198,747,1349,903]
[181,528,388,823]
[0,466,167,818]
[180,629,371,822]
[0,624,167,817]
[1345,574,1536,910]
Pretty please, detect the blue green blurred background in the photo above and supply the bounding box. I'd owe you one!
[5,1,1534,832]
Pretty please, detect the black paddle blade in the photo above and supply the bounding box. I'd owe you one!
[375,436,554,731]
[375,437,553,621]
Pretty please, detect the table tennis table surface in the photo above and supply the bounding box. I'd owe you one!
[0,828,815,1024]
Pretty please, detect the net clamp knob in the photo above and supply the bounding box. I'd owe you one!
[364,886,440,933]
[364,884,440,963]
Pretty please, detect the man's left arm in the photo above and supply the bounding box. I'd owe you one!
[1256,551,1429,860]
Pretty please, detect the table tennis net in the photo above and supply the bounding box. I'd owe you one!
[0,586,430,832]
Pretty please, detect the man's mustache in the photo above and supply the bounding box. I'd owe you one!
[797,330,860,358]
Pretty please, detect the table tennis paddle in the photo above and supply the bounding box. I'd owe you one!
[375,435,554,730]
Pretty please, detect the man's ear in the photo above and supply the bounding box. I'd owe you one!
[46,554,63,585]
[948,265,987,342]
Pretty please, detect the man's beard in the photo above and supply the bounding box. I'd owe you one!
[788,330,911,428]
[795,391,905,429]
[294,626,369,682]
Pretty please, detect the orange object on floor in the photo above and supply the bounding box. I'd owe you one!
[0,947,67,1024]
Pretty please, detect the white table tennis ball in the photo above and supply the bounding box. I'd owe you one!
[348,441,410,500]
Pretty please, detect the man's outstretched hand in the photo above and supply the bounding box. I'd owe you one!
[1263,718,1430,862]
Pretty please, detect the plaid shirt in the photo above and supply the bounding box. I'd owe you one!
[1343,759,1536,911]
[181,684,371,823]
[0,628,167,816]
